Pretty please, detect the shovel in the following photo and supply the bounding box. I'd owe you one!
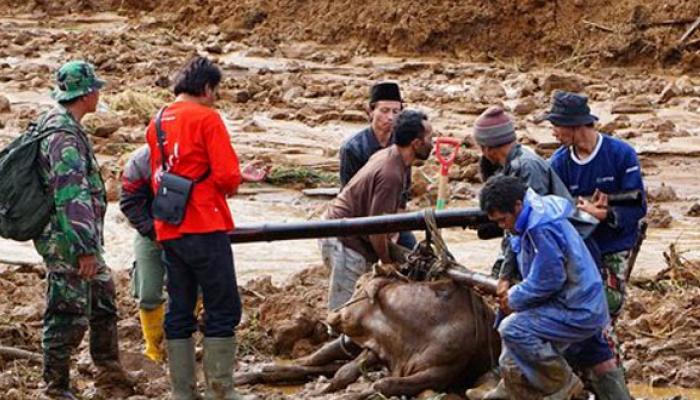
[434,137,461,210]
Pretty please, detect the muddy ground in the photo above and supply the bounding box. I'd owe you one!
[1,3,700,400]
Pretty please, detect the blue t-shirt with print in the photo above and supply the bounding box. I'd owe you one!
[549,134,647,254]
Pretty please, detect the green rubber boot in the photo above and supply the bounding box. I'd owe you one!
[589,367,631,400]
[167,338,200,400]
[203,337,242,400]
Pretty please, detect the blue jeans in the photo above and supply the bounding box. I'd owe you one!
[161,232,241,339]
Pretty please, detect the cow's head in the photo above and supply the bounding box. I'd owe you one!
[327,274,391,338]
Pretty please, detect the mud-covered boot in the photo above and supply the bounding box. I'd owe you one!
[40,388,80,400]
[94,360,138,398]
[482,379,510,400]
[203,336,242,400]
[168,338,200,400]
[542,372,584,400]
[589,366,631,400]
[42,357,78,400]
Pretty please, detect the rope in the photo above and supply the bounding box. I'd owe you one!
[422,208,498,369]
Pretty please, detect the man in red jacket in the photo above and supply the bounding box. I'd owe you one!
[145,56,244,400]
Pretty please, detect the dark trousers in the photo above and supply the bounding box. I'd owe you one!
[161,232,241,339]
[397,231,417,250]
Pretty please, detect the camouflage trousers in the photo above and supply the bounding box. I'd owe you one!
[42,267,119,391]
[600,251,630,362]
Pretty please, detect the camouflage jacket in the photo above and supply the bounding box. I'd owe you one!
[33,105,107,272]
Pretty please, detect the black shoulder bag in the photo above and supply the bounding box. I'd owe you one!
[151,107,209,226]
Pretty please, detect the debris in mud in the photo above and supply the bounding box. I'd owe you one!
[621,245,700,389]
[106,89,172,125]
[512,97,538,116]
[647,183,679,203]
[83,111,122,138]
[601,115,632,134]
[612,97,655,114]
[647,205,673,228]
[239,266,329,359]
[5,0,700,69]
[686,203,700,217]
[265,166,339,189]
[0,95,10,113]
[540,73,584,94]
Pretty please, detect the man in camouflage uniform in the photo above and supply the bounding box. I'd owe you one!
[33,60,135,399]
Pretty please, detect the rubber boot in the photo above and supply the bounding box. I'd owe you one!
[139,304,165,362]
[42,354,78,400]
[203,337,242,400]
[542,372,584,400]
[167,338,200,400]
[40,388,80,400]
[589,367,631,400]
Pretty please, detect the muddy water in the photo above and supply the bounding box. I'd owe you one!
[0,189,325,284]
[629,384,700,399]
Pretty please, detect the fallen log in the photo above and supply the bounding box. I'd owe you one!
[0,345,42,364]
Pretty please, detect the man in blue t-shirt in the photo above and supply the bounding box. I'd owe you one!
[544,90,646,398]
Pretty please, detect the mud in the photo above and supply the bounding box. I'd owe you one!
[1,3,700,400]
[3,0,700,69]
[620,245,700,389]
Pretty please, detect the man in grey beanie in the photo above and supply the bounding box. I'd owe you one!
[473,106,571,281]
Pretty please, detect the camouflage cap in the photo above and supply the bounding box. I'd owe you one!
[51,60,105,102]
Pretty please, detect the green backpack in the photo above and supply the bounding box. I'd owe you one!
[0,114,68,241]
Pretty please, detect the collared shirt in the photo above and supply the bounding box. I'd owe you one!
[550,134,647,254]
[327,146,408,261]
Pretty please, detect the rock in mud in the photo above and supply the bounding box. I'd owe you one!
[647,183,679,203]
[600,115,632,134]
[686,203,700,217]
[0,95,10,113]
[541,73,584,94]
[83,112,122,138]
[512,96,538,115]
[657,81,680,104]
[647,205,673,228]
[611,98,654,114]
[472,77,506,101]
[340,110,367,123]
[639,117,675,134]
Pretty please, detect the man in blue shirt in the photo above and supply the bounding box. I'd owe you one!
[544,91,646,398]
[339,81,416,249]
[480,175,609,400]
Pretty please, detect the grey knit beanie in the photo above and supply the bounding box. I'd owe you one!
[474,106,516,147]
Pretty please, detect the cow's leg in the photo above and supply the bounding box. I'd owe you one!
[297,336,361,366]
[318,349,380,394]
[372,365,457,397]
[235,362,345,385]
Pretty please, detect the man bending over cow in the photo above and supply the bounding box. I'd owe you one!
[480,175,609,400]
[323,109,434,311]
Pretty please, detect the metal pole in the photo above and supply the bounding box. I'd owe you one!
[229,207,490,243]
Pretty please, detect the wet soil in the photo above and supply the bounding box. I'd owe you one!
[1,6,700,400]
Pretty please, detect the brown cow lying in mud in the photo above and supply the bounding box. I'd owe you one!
[237,273,500,398]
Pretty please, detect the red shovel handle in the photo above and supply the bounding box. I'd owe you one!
[435,137,461,175]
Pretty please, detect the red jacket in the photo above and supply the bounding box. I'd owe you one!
[146,101,241,241]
